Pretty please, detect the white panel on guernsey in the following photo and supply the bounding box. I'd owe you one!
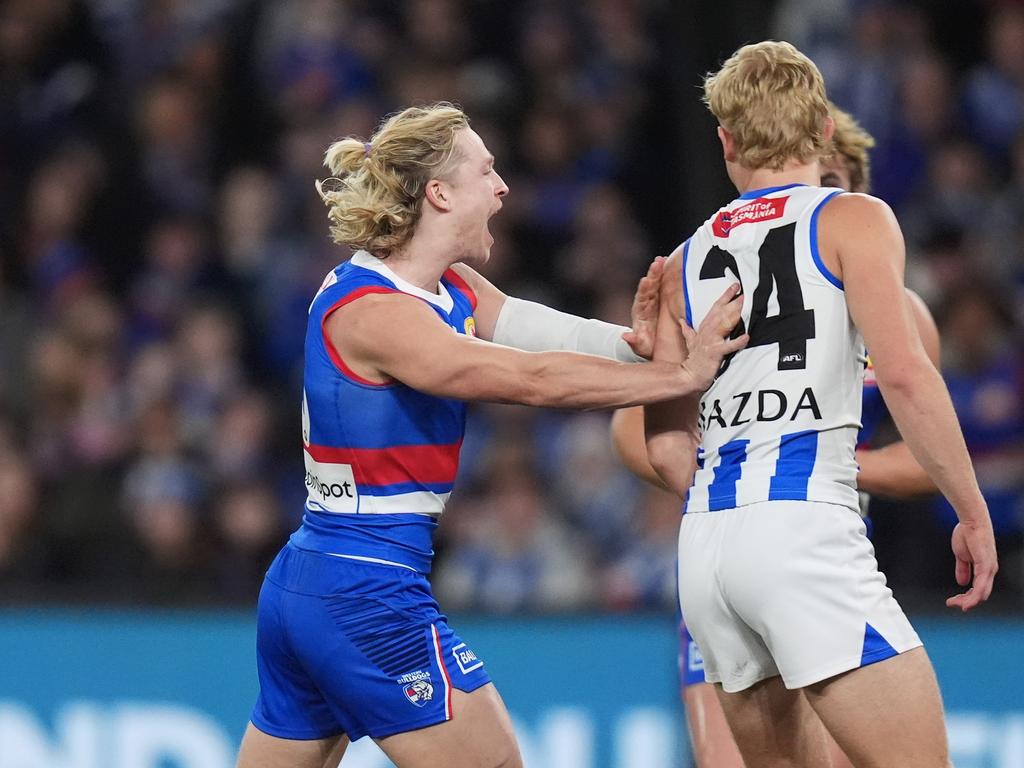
[303,450,359,513]
[303,450,450,516]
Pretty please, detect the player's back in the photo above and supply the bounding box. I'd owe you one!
[682,183,864,513]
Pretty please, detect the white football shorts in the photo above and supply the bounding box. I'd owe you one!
[678,500,922,693]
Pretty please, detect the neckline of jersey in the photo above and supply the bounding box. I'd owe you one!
[351,250,455,313]
[737,182,808,200]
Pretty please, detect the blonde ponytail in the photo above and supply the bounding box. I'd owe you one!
[316,103,469,257]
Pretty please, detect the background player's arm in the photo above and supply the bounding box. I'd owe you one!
[611,407,669,489]
[644,248,722,497]
[855,289,941,497]
[823,194,996,610]
[326,289,745,410]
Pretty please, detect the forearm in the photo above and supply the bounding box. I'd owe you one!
[611,407,669,489]
[856,442,937,498]
[492,297,642,362]
[644,397,701,498]
[516,352,695,410]
[880,365,987,521]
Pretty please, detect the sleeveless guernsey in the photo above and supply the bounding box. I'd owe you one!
[681,184,865,513]
[289,250,477,572]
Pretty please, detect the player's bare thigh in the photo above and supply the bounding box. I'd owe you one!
[713,677,832,768]
[236,723,348,768]
[804,647,951,768]
[377,683,522,768]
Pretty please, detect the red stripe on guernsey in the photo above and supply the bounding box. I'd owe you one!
[443,268,477,311]
[431,624,453,721]
[321,286,399,386]
[305,440,462,485]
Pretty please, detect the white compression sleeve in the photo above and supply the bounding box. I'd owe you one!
[491,296,645,362]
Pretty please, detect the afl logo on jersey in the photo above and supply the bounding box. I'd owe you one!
[464,317,477,337]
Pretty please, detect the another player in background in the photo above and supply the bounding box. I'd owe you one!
[823,107,941,503]
[235,103,747,768]
[644,42,995,767]
[610,101,944,768]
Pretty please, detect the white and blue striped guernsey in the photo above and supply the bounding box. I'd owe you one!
[682,184,865,513]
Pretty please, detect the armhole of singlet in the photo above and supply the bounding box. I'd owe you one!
[809,190,845,291]
[321,286,399,388]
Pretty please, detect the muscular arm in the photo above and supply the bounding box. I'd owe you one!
[855,289,941,497]
[326,290,743,411]
[643,248,707,497]
[822,194,996,609]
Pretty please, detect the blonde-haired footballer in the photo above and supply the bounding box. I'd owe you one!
[619,41,994,767]
[612,99,943,767]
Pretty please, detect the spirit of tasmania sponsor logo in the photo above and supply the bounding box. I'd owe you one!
[303,451,359,513]
[712,196,788,237]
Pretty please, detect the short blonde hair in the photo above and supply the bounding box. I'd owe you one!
[704,41,832,171]
[828,102,875,193]
[316,103,469,257]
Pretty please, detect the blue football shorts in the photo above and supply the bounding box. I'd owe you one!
[679,616,707,689]
[251,543,491,742]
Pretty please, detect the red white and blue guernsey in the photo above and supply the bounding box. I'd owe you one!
[290,249,478,573]
[250,250,491,744]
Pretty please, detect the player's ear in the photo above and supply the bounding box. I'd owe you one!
[424,179,451,212]
[822,115,836,142]
[717,126,737,163]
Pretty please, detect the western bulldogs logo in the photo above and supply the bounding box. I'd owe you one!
[403,679,434,707]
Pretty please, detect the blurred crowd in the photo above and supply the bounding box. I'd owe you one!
[0,0,1021,611]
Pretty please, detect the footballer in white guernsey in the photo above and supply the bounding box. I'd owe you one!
[644,42,997,768]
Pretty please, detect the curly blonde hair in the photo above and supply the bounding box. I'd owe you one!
[316,103,469,257]
[704,41,832,171]
[828,102,875,193]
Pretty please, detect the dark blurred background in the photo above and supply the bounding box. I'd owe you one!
[0,0,1021,613]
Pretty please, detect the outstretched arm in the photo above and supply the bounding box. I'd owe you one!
[855,289,941,497]
[824,194,996,611]
[326,285,746,411]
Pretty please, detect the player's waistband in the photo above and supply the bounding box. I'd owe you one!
[266,542,438,600]
[290,511,437,573]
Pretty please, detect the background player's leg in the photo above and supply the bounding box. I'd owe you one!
[235,723,347,768]
[684,681,746,768]
[375,684,522,768]
[714,677,832,768]
[803,647,951,768]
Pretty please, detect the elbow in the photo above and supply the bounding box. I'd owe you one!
[874,368,916,397]
[874,351,936,396]
[645,433,693,493]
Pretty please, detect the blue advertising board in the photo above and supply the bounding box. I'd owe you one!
[0,611,1020,767]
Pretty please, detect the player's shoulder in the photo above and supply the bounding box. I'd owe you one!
[819,191,898,228]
